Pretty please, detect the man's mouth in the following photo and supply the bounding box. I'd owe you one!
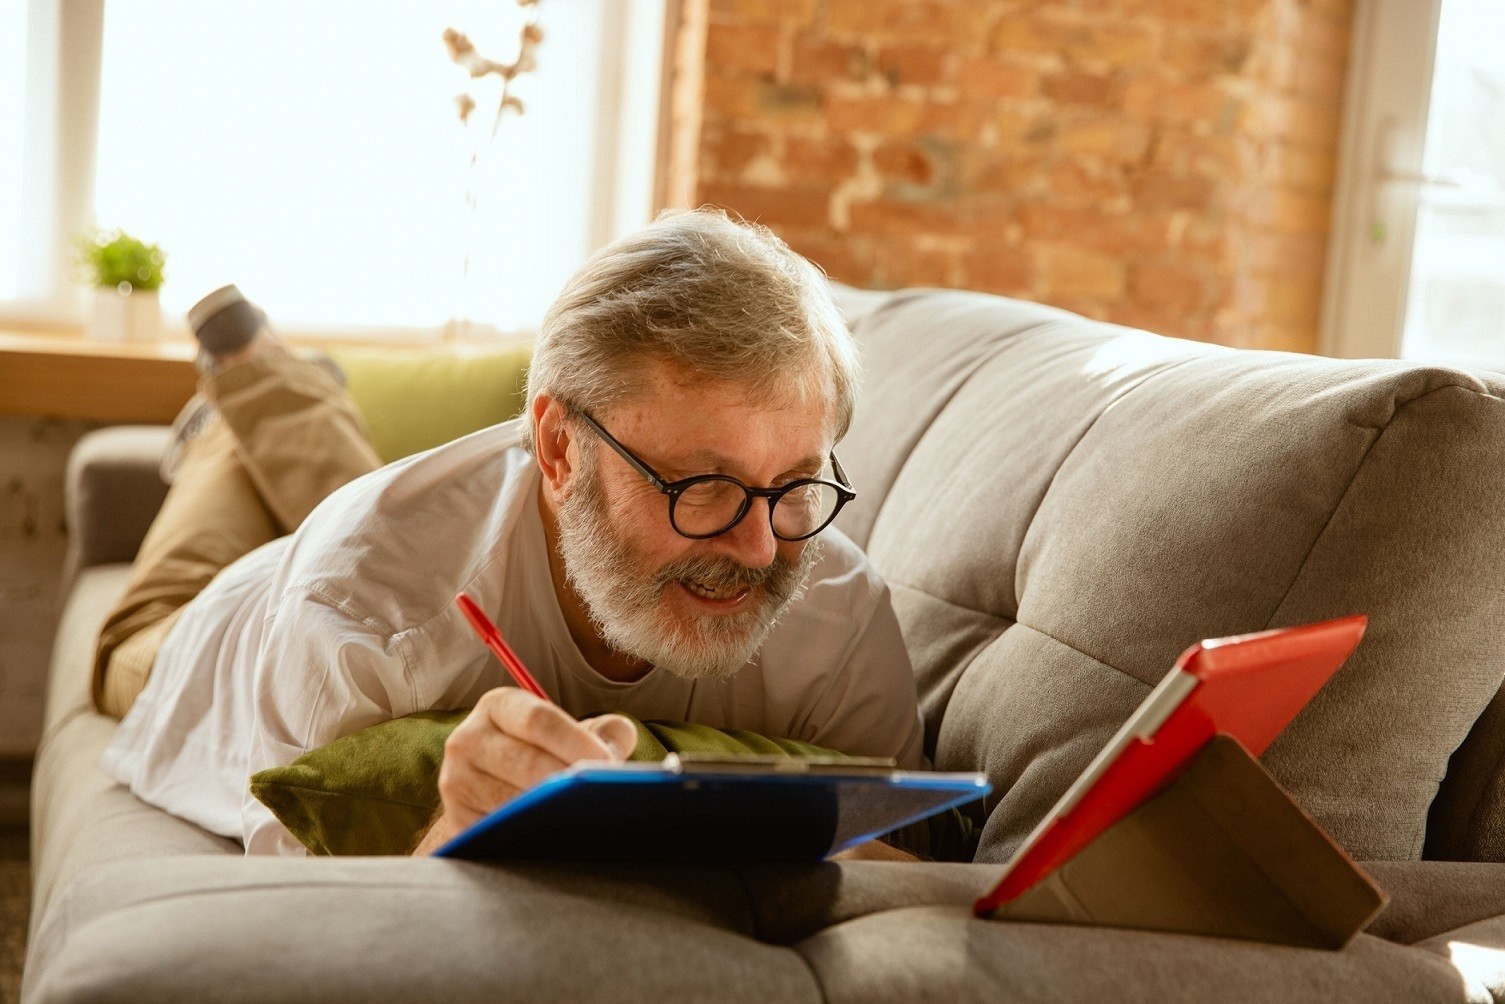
[680,577,751,603]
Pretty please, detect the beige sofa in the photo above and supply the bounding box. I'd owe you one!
[24,286,1505,1001]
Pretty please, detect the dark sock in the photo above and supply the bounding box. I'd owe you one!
[187,285,267,357]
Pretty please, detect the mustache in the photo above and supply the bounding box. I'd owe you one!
[654,552,790,594]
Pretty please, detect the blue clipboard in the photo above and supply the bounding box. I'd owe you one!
[433,754,991,863]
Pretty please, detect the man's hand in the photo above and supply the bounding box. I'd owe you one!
[830,840,920,863]
[412,687,637,855]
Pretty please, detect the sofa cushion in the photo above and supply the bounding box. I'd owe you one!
[30,565,239,937]
[835,289,1505,863]
[24,857,819,1004]
[328,344,530,463]
[793,906,1472,1003]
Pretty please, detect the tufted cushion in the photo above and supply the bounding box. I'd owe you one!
[833,288,1505,863]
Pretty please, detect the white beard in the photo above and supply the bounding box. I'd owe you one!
[554,457,821,680]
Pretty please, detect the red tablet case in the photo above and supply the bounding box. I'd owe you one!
[974,614,1370,919]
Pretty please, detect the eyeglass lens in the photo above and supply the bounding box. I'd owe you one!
[674,479,843,539]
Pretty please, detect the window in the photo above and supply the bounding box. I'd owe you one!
[1399,0,1505,366]
[0,2,29,301]
[1323,0,1505,369]
[3,0,667,337]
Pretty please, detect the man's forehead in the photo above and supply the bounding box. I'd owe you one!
[606,367,835,476]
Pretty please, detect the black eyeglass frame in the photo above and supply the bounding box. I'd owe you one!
[572,409,856,542]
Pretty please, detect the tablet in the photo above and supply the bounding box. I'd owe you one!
[974,614,1368,917]
[433,753,991,864]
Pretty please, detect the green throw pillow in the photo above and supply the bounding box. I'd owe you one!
[250,710,845,857]
[327,345,531,464]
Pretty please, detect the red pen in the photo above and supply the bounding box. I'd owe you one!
[455,592,550,702]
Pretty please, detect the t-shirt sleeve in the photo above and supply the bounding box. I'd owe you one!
[241,589,419,855]
[799,578,925,770]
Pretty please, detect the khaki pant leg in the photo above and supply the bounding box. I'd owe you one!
[92,353,383,718]
[93,418,280,717]
[204,352,383,533]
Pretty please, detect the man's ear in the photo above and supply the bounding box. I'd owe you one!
[533,394,576,494]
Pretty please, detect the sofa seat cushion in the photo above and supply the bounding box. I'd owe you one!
[31,565,239,936]
[835,289,1505,864]
[32,855,1498,1004]
[794,905,1476,1004]
[24,857,818,1004]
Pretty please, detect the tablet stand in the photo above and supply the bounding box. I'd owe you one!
[989,734,1388,949]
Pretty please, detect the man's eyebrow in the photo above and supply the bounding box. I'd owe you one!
[668,448,826,479]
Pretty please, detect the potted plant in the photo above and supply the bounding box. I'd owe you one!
[78,229,167,342]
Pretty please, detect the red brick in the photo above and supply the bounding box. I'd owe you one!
[1045,160,1129,205]
[826,94,926,135]
[1246,189,1333,235]
[872,241,960,288]
[1042,70,1115,106]
[1130,261,1207,312]
[1019,203,1176,255]
[1266,144,1337,192]
[874,142,938,186]
[700,183,832,229]
[958,57,1041,100]
[1063,23,1160,69]
[1162,29,1254,78]
[1055,117,1153,164]
[700,125,771,181]
[1043,244,1128,298]
[783,135,860,184]
[827,0,991,48]
[704,24,784,75]
[783,231,875,284]
[917,101,995,142]
[1152,132,1258,178]
[848,198,1011,239]
[1122,76,1237,127]
[1240,93,1341,146]
[962,241,1037,295]
[709,0,820,26]
[989,13,1074,56]
[788,36,871,86]
[755,79,825,119]
[1132,171,1219,212]
[1249,233,1328,278]
[702,73,762,119]
[877,45,952,88]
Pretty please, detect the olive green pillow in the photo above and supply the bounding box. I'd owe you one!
[249,710,842,857]
[327,345,531,464]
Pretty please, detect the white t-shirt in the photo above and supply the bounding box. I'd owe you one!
[102,419,924,855]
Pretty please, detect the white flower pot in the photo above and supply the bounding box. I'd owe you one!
[89,285,161,343]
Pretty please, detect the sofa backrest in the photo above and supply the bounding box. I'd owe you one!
[832,286,1505,864]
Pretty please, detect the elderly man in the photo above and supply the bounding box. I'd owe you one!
[97,209,924,858]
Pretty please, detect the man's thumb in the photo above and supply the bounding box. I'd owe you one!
[586,714,637,761]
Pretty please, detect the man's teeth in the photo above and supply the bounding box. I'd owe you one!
[685,579,742,600]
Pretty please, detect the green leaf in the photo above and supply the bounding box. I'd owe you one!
[75,229,167,290]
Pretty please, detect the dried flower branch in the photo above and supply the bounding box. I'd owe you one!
[443,1,546,340]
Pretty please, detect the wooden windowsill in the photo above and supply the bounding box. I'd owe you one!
[0,327,525,425]
[0,330,201,424]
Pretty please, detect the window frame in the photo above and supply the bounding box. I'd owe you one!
[0,0,670,341]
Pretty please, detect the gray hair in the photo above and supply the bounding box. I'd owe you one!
[523,208,859,453]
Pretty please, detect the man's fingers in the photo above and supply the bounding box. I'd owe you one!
[482,687,617,764]
[585,714,637,761]
[440,723,569,818]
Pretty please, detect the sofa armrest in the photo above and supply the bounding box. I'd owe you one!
[61,426,172,591]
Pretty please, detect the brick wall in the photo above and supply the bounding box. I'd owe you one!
[667,0,1353,353]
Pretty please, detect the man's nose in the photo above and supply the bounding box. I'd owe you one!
[714,501,779,569]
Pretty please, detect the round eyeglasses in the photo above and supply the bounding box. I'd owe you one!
[573,409,856,541]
